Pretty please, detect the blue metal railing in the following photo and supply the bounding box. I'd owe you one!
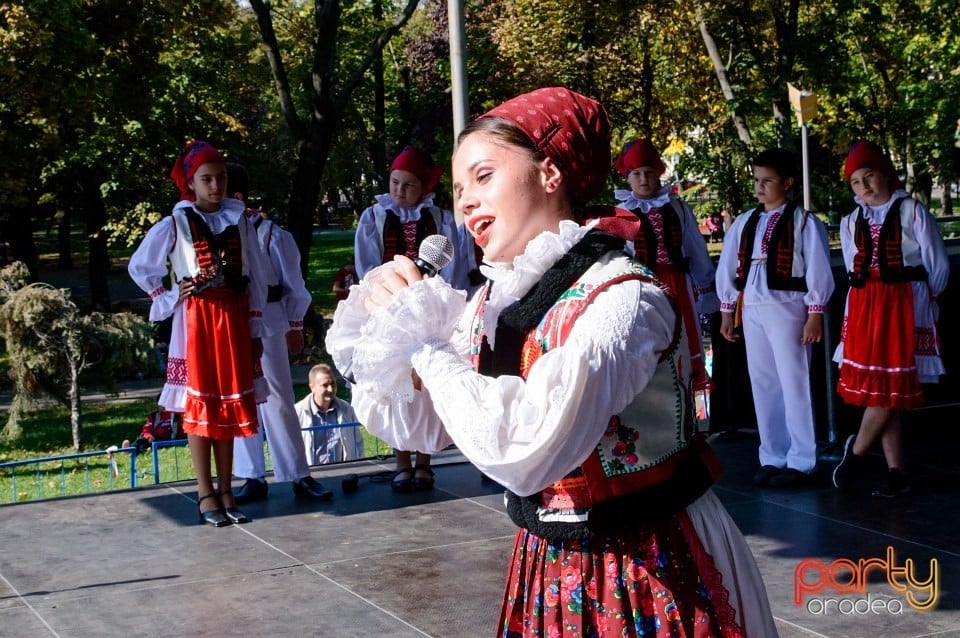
[1,422,380,503]
[0,447,139,503]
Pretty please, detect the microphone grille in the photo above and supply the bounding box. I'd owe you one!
[418,234,455,272]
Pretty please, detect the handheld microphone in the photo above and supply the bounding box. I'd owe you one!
[413,234,455,277]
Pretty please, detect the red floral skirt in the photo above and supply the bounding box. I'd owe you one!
[182,288,259,439]
[499,513,742,638]
[836,277,922,409]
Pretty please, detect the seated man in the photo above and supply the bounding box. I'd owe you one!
[296,364,363,465]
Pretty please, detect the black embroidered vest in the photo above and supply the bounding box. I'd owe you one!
[734,202,807,292]
[381,208,440,264]
[629,199,690,273]
[849,197,928,288]
[185,209,248,293]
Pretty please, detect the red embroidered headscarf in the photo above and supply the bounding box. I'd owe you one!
[390,146,443,195]
[615,138,666,177]
[170,140,226,201]
[481,87,611,206]
[843,140,903,189]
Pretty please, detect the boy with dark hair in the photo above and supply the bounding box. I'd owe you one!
[715,148,835,487]
[226,162,335,504]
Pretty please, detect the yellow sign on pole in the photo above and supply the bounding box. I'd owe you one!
[788,83,818,126]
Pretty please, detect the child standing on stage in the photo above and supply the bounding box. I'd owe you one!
[226,163,335,505]
[716,148,835,488]
[831,140,949,497]
[353,146,462,491]
[129,141,268,527]
[607,138,719,390]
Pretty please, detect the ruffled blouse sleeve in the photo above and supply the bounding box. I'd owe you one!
[128,217,180,322]
[327,264,677,497]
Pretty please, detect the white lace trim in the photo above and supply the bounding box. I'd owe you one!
[854,189,910,222]
[477,219,597,350]
[373,191,437,222]
[613,184,672,213]
[348,275,467,403]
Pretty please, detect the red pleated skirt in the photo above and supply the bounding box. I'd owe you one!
[498,513,742,638]
[182,287,259,439]
[836,276,922,409]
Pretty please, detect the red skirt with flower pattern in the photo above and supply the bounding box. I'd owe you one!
[836,276,922,409]
[499,513,742,638]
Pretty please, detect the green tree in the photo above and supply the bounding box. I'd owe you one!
[247,0,422,273]
[0,262,154,450]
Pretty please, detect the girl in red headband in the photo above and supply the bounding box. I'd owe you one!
[353,146,464,492]
[129,140,269,527]
[831,140,949,497]
[604,138,719,392]
[328,87,776,636]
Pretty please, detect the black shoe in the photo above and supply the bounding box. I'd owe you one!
[235,478,269,504]
[220,490,251,524]
[391,468,414,493]
[412,464,435,491]
[872,469,910,498]
[293,476,334,501]
[832,435,861,489]
[767,468,810,488]
[197,493,230,527]
[752,465,782,486]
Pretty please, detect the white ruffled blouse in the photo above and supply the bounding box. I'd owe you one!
[325,220,678,496]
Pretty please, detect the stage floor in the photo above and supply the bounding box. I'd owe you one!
[1,424,958,638]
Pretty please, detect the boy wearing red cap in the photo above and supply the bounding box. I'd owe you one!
[716,148,834,488]
[129,140,270,527]
[608,138,719,391]
[353,146,463,491]
[831,140,949,497]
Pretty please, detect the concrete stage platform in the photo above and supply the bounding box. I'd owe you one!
[1,422,958,638]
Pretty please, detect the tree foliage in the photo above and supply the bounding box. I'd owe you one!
[1,0,957,274]
[0,262,154,450]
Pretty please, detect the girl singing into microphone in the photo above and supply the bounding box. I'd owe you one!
[328,88,777,636]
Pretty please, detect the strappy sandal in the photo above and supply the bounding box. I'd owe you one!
[412,464,435,491]
[219,489,250,524]
[391,468,414,493]
[198,493,230,527]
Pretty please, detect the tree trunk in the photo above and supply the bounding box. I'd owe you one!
[249,0,421,275]
[57,209,72,270]
[79,166,111,311]
[372,0,387,174]
[7,205,39,279]
[69,364,83,452]
[694,5,753,149]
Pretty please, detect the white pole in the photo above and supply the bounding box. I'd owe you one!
[801,122,811,211]
[448,0,468,140]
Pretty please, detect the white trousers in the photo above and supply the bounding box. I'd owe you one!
[741,302,817,473]
[234,331,310,482]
